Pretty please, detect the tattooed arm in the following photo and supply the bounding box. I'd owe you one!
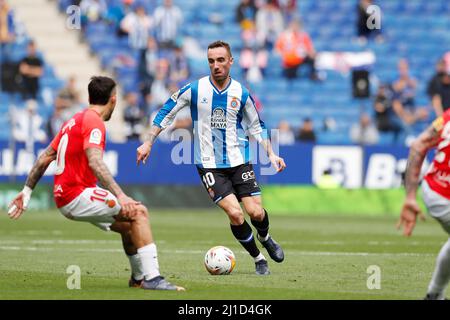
[85,147,124,197]
[397,124,441,236]
[85,147,140,217]
[8,145,56,219]
[404,125,440,199]
[25,145,57,189]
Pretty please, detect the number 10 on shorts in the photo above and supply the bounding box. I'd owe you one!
[90,188,115,208]
[202,172,216,188]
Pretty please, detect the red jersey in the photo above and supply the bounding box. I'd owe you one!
[50,109,106,208]
[425,110,450,199]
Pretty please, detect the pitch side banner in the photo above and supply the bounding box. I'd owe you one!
[0,141,433,188]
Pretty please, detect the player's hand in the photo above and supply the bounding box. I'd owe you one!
[117,193,141,219]
[136,142,152,166]
[7,187,32,220]
[269,154,286,173]
[396,198,426,237]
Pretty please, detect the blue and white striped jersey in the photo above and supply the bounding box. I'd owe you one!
[153,76,268,168]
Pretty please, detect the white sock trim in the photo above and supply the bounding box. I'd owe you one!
[427,239,450,299]
[254,253,266,262]
[127,254,144,281]
[137,243,160,280]
[257,233,270,242]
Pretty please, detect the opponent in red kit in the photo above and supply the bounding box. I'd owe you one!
[8,76,184,291]
[399,107,450,300]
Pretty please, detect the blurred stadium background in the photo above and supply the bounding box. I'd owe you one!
[1,0,450,300]
[0,0,449,211]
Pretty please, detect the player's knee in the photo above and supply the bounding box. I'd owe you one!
[135,205,149,222]
[227,207,244,224]
[246,203,264,220]
[249,209,264,221]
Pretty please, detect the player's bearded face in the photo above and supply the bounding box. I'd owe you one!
[208,48,233,82]
[104,93,117,121]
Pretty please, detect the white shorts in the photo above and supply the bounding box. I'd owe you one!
[58,187,122,231]
[421,179,450,234]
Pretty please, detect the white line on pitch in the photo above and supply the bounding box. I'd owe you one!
[0,246,435,257]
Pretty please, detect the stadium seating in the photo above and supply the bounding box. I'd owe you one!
[0,22,65,135]
[1,0,449,145]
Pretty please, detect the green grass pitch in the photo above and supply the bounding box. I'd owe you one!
[0,209,446,300]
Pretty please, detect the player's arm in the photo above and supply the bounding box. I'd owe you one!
[86,147,140,217]
[137,84,191,165]
[259,138,286,173]
[405,121,441,199]
[86,147,124,197]
[7,145,56,219]
[243,95,286,173]
[397,119,442,236]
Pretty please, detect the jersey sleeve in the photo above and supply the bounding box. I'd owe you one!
[82,111,106,151]
[242,94,268,142]
[153,84,191,129]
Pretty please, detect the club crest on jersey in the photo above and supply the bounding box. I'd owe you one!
[230,97,239,110]
[211,108,227,129]
[89,128,102,145]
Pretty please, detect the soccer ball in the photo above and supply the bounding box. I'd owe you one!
[204,246,236,275]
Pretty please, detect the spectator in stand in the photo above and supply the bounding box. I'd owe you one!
[239,22,268,83]
[297,117,316,142]
[255,0,284,51]
[12,99,47,148]
[356,0,383,44]
[153,0,183,50]
[46,76,84,137]
[236,0,257,31]
[19,40,43,100]
[58,75,82,109]
[46,97,67,140]
[391,59,429,134]
[393,59,417,108]
[120,4,152,51]
[0,0,15,62]
[273,0,298,24]
[105,0,134,37]
[123,92,145,141]
[429,53,450,116]
[275,120,295,145]
[427,59,446,101]
[275,19,319,81]
[46,84,83,141]
[239,45,268,83]
[146,58,171,114]
[140,36,159,100]
[79,0,107,29]
[120,4,153,87]
[373,84,402,142]
[168,45,189,87]
[350,113,379,145]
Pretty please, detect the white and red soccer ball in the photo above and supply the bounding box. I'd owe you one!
[204,246,236,275]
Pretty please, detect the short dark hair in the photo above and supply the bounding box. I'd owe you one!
[88,76,116,105]
[207,40,232,57]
